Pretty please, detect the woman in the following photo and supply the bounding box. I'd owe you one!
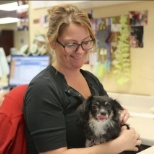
[23,4,141,154]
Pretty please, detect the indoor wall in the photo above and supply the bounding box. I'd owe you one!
[29,1,154,96]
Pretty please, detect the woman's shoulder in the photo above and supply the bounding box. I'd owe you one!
[26,65,66,95]
[29,66,63,85]
[81,69,107,95]
[80,69,99,81]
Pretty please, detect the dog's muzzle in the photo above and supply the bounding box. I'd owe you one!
[97,113,108,120]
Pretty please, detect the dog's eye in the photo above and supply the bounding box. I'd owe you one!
[96,102,99,105]
[105,102,112,109]
[92,105,98,110]
[106,105,111,111]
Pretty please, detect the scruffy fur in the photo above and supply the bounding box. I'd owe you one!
[77,95,141,154]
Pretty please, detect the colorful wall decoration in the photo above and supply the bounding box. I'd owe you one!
[111,15,131,85]
[89,15,131,85]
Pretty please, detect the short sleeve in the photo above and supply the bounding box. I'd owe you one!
[23,78,67,152]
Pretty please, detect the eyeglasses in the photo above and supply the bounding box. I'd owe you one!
[56,39,95,54]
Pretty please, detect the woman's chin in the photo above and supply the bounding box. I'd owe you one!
[73,63,84,69]
[71,61,85,69]
[69,54,88,69]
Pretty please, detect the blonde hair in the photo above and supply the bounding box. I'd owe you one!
[47,4,96,44]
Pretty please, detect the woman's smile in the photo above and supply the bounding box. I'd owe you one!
[70,54,84,60]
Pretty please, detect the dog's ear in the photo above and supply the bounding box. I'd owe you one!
[111,99,124,121]
[77,96,93,126]
[112,99,124,111]
[77,96,92,117]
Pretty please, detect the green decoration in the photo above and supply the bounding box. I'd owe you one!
[112,15,131,85]
[112,17,116,22]
[92,62,105,79]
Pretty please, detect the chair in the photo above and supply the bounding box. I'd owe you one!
[0,84,28,154]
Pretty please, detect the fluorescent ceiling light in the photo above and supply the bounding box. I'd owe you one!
[0,2,17,11]
[0,17,19,24]
[0,2,28,11]
[17,4,29,11]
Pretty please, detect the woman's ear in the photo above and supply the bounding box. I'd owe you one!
[48,36,56,49]
[50,43,56,50]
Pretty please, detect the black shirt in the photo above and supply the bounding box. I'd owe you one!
[23,65,107,154]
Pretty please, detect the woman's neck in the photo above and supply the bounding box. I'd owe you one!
[52,62,82,78]
[52,62,91,98]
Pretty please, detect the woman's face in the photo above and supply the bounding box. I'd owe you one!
[54,23,92,70]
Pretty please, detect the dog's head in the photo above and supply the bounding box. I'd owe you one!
[77,95,124,126]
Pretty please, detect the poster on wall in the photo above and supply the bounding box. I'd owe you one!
[129,10,148,26]
[89,15,131,85]
[129,10,148,48]
[89,17,112,79]
[130,26,143,48]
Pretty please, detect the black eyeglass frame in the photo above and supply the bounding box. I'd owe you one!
[56,39,95,54]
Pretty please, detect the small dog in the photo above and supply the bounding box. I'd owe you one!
[77,95,140,154]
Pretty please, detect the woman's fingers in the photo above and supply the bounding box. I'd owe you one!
[119,109,130,123]
[120,126,142,152]
[136,133,142,145]
[137,139,142,146]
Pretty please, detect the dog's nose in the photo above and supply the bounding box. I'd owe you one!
[100,111,106,116]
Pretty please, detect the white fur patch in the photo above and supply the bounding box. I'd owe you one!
[88,115,111,137]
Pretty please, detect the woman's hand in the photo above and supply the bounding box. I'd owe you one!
[119,108,130,124]
[119,125,141,152]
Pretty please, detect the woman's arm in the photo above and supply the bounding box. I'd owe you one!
[40,126,141,154]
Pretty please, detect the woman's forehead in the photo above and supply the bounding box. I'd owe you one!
[59,23,90,41]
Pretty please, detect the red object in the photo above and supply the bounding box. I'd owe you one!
[97,114,107,120]
[0,85,28,154]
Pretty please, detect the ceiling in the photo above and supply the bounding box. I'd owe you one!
[71,1,138,10]
[31,1,138,10]
[0,0,16,5]
[0,10,17,18]
[0,1,17,18]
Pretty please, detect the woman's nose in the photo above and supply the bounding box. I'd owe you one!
[75,45,84,53]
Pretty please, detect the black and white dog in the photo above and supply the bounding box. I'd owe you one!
[77,95,140,154]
